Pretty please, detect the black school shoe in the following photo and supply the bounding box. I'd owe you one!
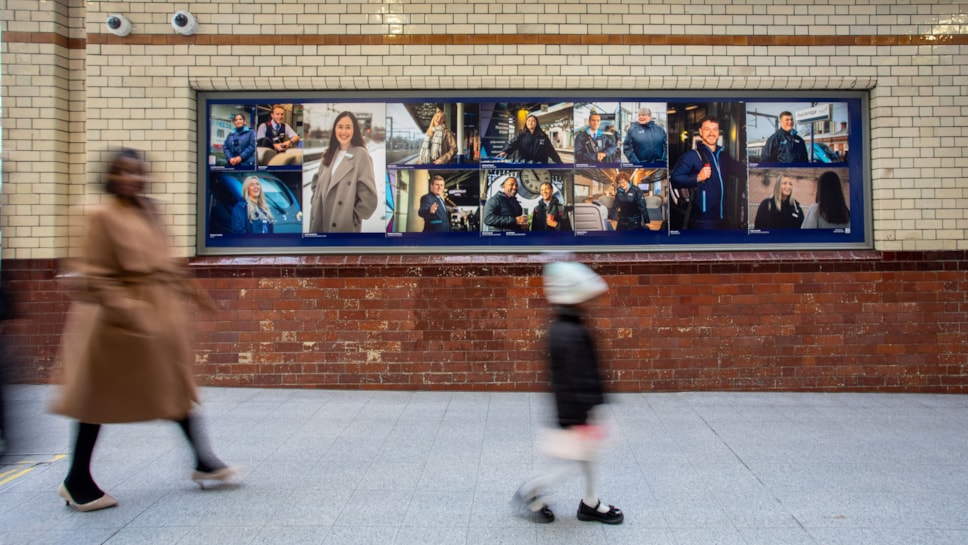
[577,500,624,524]
[512,491,555,523]
[533,505,555,523]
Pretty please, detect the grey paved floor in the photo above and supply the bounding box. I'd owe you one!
[1,385,967,545]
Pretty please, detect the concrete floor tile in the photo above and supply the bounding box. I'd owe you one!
[2,387,967,545]
[250,525,331,545]
[265,487,352,527]
[465,524,536,545]
[335,489,413,527]
[324,525,399,545]
[674,527,749,545]
[393,525,468,545]
[101,526,194,545]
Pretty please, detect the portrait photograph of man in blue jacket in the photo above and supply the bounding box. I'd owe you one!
[670,115,747,231]
[760,111,809,164]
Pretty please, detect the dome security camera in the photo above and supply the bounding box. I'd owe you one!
[171,11,198,36]
[105,14,132,37]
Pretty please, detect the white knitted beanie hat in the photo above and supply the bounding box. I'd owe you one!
[542,261,608,305]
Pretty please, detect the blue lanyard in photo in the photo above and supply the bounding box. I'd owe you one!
[700,150,723,215]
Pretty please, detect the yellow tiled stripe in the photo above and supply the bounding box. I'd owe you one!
[0,454,66,486]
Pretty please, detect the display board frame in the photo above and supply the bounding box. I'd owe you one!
[196,90,871,255]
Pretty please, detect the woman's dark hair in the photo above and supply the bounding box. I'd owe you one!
[108,148,142,173]
[522,114,543,133]
[105,148,144,195]
[816,170,850,224]
[321,111,366,166]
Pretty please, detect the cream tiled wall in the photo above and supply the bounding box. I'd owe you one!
[2,0,966,258]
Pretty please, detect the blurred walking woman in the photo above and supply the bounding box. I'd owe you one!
[753,173,804,229]
[51,149,235,512]
[802,170,851,229]
[231,175,275,234]
[309,111,378,232]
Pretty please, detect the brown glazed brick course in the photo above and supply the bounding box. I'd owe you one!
[2,251,966,393]
[6,31,968,49]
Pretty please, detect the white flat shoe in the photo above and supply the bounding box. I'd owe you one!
[191,466,242,488]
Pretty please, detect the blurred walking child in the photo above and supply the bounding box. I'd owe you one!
[514,261,624,524]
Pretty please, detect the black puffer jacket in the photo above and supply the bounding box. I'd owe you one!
[610,184,649,230]
[501,129,562,164]
[549,305,605,428]
[484,192,525,231]
[531,198,571,232]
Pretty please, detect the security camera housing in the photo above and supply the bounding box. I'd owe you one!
[105,14,132,37]
[171,11,198,36]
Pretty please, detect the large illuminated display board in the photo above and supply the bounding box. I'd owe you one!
[197,91,869,254]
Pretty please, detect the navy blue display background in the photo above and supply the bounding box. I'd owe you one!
[198,93,868,254]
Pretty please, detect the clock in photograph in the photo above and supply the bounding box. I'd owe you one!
[521,169,551,194]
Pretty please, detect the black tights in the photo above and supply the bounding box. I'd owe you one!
[65,414,224,503]
[174,415,224,474]
[64,422,103,503]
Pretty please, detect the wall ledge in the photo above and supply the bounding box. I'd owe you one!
[189,76,877,93]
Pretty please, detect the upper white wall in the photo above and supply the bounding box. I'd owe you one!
[2,0,966,258]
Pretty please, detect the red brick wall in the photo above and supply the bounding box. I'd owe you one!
[2,251,966,393]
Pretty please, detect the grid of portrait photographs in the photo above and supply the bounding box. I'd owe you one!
[202,96,866,252]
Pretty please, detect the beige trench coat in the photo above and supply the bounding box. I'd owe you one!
[308,146,378,233]
[51,198,202,424]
